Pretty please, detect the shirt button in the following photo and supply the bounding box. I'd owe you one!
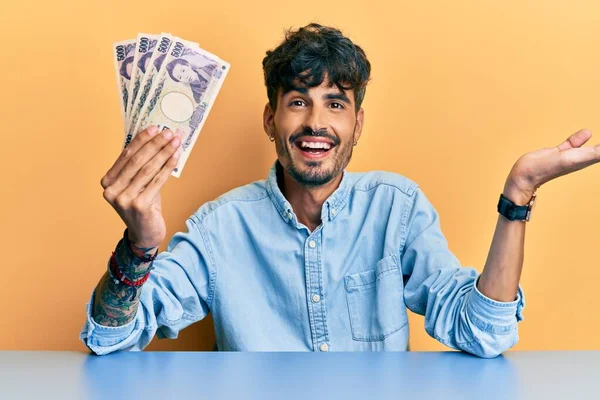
[312,294,320,303]
[308,240,316,248]
[331,208,336,216]
[319,343,329,352]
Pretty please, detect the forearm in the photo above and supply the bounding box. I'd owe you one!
[478,127,600,300]
[478,215,525,302]
[478,185,531,302]
[92,271,143,326]
[92,232,158,327]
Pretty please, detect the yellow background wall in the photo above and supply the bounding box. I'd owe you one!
[2,0,599,352]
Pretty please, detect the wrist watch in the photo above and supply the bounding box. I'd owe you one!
[497,192,537,222]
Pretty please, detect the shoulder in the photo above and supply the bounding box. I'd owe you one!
[350,170,420,197]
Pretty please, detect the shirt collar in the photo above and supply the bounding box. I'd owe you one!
[265,161,353,225]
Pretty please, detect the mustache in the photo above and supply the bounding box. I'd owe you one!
[289,127,340,146]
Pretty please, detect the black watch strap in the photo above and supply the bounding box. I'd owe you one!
[497,193,536,222]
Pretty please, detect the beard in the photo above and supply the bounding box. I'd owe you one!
[274,124,355,188]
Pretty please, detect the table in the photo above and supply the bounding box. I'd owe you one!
[0,351,598,399]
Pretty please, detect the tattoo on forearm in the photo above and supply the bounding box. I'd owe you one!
[117,238,157,277]
[92,272,143,327]
[130,241,158,258]
[92,235,157,327]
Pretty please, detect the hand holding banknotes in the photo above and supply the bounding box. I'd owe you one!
[104,33,229,246]
[100,126,182,248]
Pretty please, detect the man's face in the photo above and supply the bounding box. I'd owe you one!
[173,63,198,84]
[266,79,364,187]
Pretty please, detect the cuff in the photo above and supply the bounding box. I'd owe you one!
[79,290,137,354]
[466,278,525,334]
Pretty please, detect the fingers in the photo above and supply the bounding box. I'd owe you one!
[560,146,600,171]
[135,150,180,205]
[556,129,592,151]
[120,135,181,198]
[101,126,161,189]
[105,129,180,199]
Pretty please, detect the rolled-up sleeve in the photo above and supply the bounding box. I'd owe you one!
[80,216,216,355]
[401,188,525,358]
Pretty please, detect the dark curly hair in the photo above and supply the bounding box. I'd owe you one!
[262,23,371,113]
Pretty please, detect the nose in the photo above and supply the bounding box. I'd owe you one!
[304,104,327,133]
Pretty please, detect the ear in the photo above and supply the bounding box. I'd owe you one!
[353,108,365,143]
[263,103,275,139]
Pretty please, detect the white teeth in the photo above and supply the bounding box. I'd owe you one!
[300,141,332,150]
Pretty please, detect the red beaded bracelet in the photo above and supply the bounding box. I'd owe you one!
[110,252,151,287]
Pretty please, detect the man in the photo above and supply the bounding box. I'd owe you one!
[81,23,600,356]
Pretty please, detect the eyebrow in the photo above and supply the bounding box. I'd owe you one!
[288,86,308,94]
[324,92,351,104]
[285,87,352,105]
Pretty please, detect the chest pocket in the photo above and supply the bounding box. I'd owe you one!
[344,255,408,342]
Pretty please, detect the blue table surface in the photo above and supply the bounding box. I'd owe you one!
[0,351,599,399]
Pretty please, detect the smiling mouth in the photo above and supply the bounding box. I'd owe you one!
[293,139,336,158]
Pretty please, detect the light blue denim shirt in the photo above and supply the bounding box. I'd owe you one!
[81,163,524,357]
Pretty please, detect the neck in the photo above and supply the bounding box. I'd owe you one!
[278,165,343,232]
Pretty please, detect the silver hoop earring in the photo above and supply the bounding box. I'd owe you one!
[269,136,275,142]
[353,140,358,146]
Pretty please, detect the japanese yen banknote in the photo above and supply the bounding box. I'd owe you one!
[113,33,229,177]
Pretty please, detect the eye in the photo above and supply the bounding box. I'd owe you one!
[290,100,306,107]
[329,102,344,109]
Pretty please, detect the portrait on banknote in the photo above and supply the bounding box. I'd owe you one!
[165,53,218,102]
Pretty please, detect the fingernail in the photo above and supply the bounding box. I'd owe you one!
[163,130,173,139]
[147,126,159,136]
[173,149,181,158]
[171,138,181,147]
